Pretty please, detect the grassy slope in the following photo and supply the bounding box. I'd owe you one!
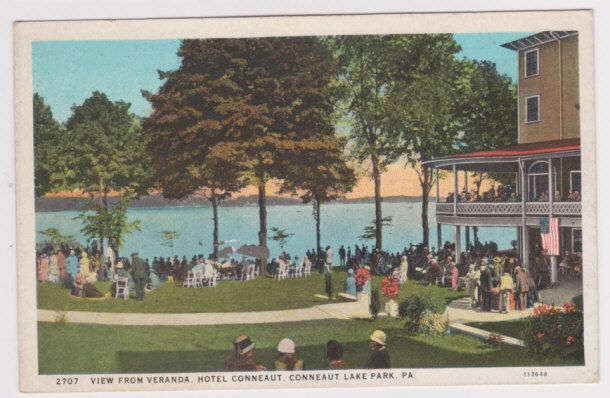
[38,317,581,374]
[466,320,531,340]
[37,272,466,313]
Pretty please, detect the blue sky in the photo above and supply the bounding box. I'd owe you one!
[32,32,531,122]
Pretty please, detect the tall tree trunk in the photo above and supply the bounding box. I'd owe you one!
[99,176,105,255]
[371,154,382,251]
[314,199,321,252]
[258,182,268,275]
[211,194,220,260]
[420,166,431,248]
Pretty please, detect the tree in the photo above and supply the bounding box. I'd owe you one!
[455,59,518,215]
[77,193,141,255]
[160,230,179,256]
[384,35,466,247]
[142,60,247,258]
[144,37,340,272]
[270,227,294,251]
[38,228,75,248]
[33,93,71,196]
[359,216,393,244]
[65,91,147,250]
[331,36,404,251]
[279,136,356,251]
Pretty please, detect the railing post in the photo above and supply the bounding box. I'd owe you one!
[519,158,529,268]
[437,223,442,254]
[434,167,441,203]
[453,164,457,216]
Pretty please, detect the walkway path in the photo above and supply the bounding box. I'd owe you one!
[38,300,371,326]
[445,276,582,347]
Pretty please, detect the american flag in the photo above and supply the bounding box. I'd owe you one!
[540,216,560,256]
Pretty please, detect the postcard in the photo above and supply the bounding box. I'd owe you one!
[14,10,598,393]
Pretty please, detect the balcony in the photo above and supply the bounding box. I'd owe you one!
[435,201,581,217]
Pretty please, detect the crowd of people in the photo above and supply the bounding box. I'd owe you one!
[445,184,582,203]
[225,329,391,371]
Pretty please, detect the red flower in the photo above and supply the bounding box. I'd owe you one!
[381,275,400,299]
[535,331,545,341]
[563,301,576,313]
[354,268,370,288]
[566,335,574,346]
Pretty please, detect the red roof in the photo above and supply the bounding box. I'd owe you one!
[443,138,580,160]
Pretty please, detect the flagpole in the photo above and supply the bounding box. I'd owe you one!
[548,158,558,286]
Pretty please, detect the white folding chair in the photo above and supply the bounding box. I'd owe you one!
[184,271,197,288]
[115,276,130,299]
[292,263,303,278]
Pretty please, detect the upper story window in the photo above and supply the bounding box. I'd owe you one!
[524,48,539,77]
[525,95,540,123]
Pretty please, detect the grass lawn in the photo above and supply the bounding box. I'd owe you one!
[466,320,531,340]
[38,316,582,374]
[37,272,466,313]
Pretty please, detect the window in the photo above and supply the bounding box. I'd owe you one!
[525,49,539,77]
[570,170,581,193]
[526,95,540,123]
[572,228,582,254]
[527,161,556,201]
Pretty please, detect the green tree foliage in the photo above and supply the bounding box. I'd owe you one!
[359,216,392,244]
[160,230,179,256]
[144,37,340,271]
[279,136,356,251]
[65,91,147,249]
[383,35,465,247]
[38,228,76,248]
[77,194,141,252]
[33,93,70,196]
[331,36,404,251]
[270,227,294,251]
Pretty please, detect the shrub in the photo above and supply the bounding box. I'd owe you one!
[417,310,448,335]
[370,289,381,320]
[399,291,445,333]
[524,302,584,360]
[486,332,503,347]
[572,295,583,311]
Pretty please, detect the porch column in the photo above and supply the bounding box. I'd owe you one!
[463,171,469,250]
[437,223,442,253]
[435,167,440,203]
[548,158,558,284]
[453,164,458,216]
[465,226,470,251]
[519,159,529,268]
[454,225,462,261]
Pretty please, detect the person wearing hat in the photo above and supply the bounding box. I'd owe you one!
[65,249,79,280]
[498,271,514,313]
[398,255,409,284]
[515,267,529,310]
[479,261,493,311]
[327,340,348,369]
[465,264,479,308]
[366,330,391,368]
[225,335,266,371]
[275,338,305,370]
[130,252,149,301]
[345,268,357,297]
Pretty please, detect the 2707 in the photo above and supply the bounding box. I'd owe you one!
[56,377,78,385]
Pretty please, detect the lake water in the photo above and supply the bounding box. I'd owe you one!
[35,202,516,262]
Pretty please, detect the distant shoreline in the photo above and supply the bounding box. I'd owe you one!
[35,194,429,212]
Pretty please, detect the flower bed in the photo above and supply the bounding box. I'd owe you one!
[524,301,583,360]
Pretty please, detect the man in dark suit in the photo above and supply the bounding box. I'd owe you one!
[131,252,149,301]
[479,262,493,311]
